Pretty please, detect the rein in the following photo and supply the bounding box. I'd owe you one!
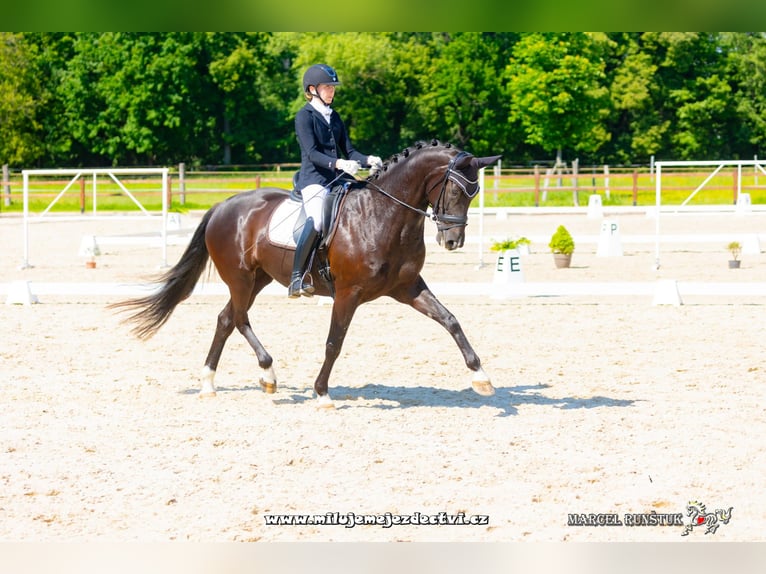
[364,151,477,232]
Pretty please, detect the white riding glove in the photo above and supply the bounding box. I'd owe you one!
[336,159,361,176]
[367,155,383,172]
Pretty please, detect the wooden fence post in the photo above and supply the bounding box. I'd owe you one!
[80,176,86,213]
[534,165,540,207]
[632,170,638,206]
[3,164,10,208]
[179,162,186,206]
[572,158,579,207]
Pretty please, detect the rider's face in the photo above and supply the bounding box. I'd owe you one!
[314,83,336,104]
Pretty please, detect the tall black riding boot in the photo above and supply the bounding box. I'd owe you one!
[288,219,319,298]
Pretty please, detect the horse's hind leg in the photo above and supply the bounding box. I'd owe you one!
[200,271,276,397]
[393,277,495,397]
[200,299,236,397]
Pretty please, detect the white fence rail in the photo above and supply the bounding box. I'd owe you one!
[653,159,766,269]
[21,168,170,268]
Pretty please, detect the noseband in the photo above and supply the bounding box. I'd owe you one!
[366,150,478,232]
[429,151,478,232]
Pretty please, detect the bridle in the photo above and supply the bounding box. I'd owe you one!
[365,151,478,232]
[429,151,479,231]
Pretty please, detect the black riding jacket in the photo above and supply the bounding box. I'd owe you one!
[295,103,369,190]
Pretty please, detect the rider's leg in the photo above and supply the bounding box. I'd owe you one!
[301,184,326,230]
[288,218,319,298]
[288,185,325,298]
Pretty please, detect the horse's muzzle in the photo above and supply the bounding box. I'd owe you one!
[436,229,465,251]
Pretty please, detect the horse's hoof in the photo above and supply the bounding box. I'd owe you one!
[198,391,217,399]
[315,394,335,409]
[471,380,495,397]
[260,379,277,394]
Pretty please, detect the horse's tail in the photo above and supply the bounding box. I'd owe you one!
[109,206,217,339]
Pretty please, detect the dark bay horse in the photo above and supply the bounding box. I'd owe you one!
[112,140,501,408]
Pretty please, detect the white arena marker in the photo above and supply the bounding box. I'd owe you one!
[652,279,683,306]
[77,235,101,258]
[5,280,39,305]
[492,249,524,299]
[736,192,752,215]
[166,212,182,230]
[587,194,603,219]
[742,234,760,255]
[493,249,524,285]
[596,219,623,257]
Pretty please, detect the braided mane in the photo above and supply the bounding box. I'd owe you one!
[367,139,454,182]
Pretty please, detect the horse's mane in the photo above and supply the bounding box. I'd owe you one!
[367,139,454,182]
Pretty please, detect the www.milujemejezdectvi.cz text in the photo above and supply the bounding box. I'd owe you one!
[264,512,490,528]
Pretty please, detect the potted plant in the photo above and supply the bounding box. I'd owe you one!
[549,225,575,268]
[727,241,741,269]
[491,236,532,255]
[78,234,101,269]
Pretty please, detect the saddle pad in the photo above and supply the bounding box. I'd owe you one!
[267,198,303,249]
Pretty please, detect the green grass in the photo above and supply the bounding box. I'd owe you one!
[2,168,763,214]
[478,169,766,207]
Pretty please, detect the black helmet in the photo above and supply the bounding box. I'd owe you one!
[302,64,341,93]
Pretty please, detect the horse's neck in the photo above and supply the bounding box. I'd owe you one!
[375,159,438,208]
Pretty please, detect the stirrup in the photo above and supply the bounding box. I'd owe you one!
[288,273,314,298]
[299,272,315,297]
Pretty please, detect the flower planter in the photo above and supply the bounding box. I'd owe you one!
[728,260,741,269]
[553,253,572,268]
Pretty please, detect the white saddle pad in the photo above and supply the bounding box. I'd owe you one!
[267,197,303,248]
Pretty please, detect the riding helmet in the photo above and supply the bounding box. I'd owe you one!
[302,64,341,93]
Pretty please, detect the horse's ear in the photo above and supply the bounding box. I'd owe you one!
[472,155,502,169]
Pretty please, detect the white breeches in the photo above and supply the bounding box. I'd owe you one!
[301,184,327,231]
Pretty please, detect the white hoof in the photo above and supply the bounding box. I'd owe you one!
[260,365,277,394]
[199,366,217,397]
[471,368,495,397]
[315,393,335,409]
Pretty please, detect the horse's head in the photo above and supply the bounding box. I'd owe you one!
[431,150,502,251]
[367,141,500,251]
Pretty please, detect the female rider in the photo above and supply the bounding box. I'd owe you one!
[290,63,382,298]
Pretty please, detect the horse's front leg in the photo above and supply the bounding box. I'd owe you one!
[313,289,360,408]
[393,277,495,396]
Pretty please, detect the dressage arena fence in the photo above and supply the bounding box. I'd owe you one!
[19,167,172,269]
[5,161,766,306]
[5,158,766,213]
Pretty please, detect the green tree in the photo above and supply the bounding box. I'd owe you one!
[0,33,43,165]
[669,73,738,159]
[604,33,668,163]
[505,33,611,166]
[416,32,515,157]
[286,32,429,159]
[207,32,295,164]
[638,32,738,160]
[724,32,766,153]
[54,33,216,166]
[8,32,766,169]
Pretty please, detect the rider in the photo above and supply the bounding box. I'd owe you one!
[290,63,383,298]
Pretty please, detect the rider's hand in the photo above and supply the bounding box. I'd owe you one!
[367,155,383,172]
[336,159,361,176]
